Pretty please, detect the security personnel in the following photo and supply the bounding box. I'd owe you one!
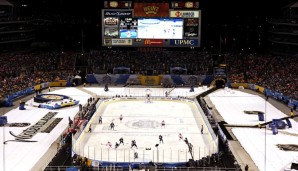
[290,109,294,117]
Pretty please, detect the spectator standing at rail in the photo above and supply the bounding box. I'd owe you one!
[245,164,249,171]
[68,117,73,127]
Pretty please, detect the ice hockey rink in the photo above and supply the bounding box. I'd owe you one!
[1,86,296,171]
[72,86,217,164]
[0,86,216,170]
[73,99,216,163]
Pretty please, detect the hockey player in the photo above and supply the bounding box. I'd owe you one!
[188,143,193,153]
[119,137,124,145]
[131,140,138,149]
[134,152,138,159]
[184,137,189,145]
[106,141,112,148]
[120,114,123,122]
[179,133,183,141]
[201,125,203,134]
[159,135,163,144]
[99,116,102,124]
[161,120,165,128]
[110,121,115,130]
[115,142,120,149]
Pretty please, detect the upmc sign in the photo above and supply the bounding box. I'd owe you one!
[170,39,199,46]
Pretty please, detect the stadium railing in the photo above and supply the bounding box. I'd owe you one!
[227,82,298,111]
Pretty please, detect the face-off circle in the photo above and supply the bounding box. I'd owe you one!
[125,120,160,129]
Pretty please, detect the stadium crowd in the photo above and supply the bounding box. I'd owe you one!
[0,50,297,102]
[227,53,298,100]
[88,49,213,75]
[0,51,76,99]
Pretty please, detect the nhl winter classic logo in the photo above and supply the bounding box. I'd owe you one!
[126,120,160,129]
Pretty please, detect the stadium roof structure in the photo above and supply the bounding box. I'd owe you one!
[0,0,13,6]
[284,1,298,8]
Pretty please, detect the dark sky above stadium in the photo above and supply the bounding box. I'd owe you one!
[14,0,296,22]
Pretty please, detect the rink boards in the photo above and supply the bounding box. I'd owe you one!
[73,98,217,166]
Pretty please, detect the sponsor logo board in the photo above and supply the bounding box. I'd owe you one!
[170,39,199,46]
[104,39,112,45]
[144,39,163,45]
[104,10,133,17]
[170,10,200,18]
[112,39,132,45]
[104,17,119,25]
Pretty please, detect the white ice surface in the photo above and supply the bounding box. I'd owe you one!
[74,98,216,163]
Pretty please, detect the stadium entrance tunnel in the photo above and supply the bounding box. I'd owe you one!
[210,78,226,88]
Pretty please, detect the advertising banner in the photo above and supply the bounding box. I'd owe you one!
[184,26,199,38]
[103,10,133,18]
[144,39,163,46]
[112,39,133,45]
[139,76,161,86]
[104,39,112,45]
[104,27,119,38]
[134,3,169,17]
[170,39,199,46]
[104,17,119,26]
[214,67,227,77]
[104,1,132,8]
[171,1,199,9]
[169,10,200,18]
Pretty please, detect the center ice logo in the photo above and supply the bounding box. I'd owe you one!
[126,120,160,129]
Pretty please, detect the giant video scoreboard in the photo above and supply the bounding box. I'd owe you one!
[102,1,201,47]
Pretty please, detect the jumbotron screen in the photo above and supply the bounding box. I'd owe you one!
[102,9,201,47]
[137,18,183,39]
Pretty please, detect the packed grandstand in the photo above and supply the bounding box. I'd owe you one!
[0,0,298,171]
[0,51,297,106]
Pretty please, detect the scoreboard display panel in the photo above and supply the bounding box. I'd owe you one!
[102,9,201,47]
[119,18,138,38]
[137,18,183,39]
